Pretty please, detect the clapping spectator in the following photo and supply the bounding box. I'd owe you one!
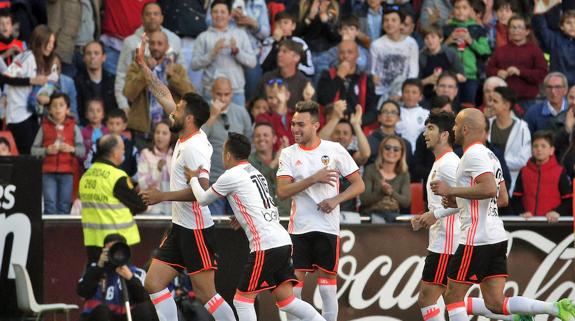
[256,81,295,149]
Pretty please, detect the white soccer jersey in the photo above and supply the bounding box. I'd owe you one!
[211,162,292,252]
[455,143,507,246]
[171,130,214,229]
[276,140,359,236]
[426,151,461,254]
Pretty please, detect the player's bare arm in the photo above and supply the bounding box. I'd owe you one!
[276,167,339,200]
[431,173,497,200]
[497,181,509,207]
[317,171,365,213]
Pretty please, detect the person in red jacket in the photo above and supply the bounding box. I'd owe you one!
[511,130,573,223]
[31,93,85,214]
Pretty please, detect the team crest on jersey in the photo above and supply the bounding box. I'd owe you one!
[321,155,330,166]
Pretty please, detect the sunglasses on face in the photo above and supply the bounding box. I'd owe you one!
[267,78,284,86]
[384,144,401,152]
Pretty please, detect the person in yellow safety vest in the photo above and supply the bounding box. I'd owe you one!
[80,134,147,263]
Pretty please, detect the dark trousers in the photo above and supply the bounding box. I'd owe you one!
[7,114,38,154]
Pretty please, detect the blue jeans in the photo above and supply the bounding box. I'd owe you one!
[311,50,332,86]
[43,173,73,214]
[103,44,120,75]
[182,37,204,95]
[243,63,262,103]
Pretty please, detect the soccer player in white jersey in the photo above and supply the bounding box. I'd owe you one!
[276,101,365,321]
[413,112,531,321]
[135,35,236,321]
[421,108,575,321]
[184,133,327,321]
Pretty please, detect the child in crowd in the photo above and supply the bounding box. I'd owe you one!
[0,9,23,67]
[326,14,371,73]
[248,98,269,122]
[358,0,384,41]
[419,24,465,100]
[81,99,108,161]
[443,0,491,104]
[0,137,12,156]
[31,93,85,214]
[533,6,575,86]
[512,130,573,223]
[402,13,423,49]
[370,9,419,100]
[255,82,294,150]
[489,0,520,48]
[395,79,430,153]
[260,11,314,76]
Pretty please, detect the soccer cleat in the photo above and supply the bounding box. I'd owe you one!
[513,315,534,321]
[555,298,575,321]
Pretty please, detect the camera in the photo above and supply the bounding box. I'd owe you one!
[108,242,131,267]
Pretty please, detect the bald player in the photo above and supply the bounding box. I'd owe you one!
[419,108,575,321]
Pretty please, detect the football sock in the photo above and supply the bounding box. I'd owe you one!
[503,297,558,316]
[421,304,445,321]
[149,288,178,321]
[277,295,326,321]
[204,293,237,321]
[318,278,338,321]
[447,301,469,321]
[233,294,256,321]
[467,297,514,320]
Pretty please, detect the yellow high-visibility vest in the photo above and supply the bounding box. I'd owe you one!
[79,161,140,246]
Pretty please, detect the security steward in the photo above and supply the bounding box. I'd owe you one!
[80,134,147,263]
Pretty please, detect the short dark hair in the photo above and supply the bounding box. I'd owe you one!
[275,11,297,24]
[508,14,531,29]
[142,2,162,15]
[97,134,121,159]
[430,95,452,110]
[493,0,520,12]
[294,100,320,122]
[339,14,360,29]
[337,119,355,135]
[279,38,304,59]
[83,40,105,55]
[561,10,575,25]
[182,92,210,128]
[532,130,555,147]
[225,132,251,160]
[471,0,486,17]
[49,92,71,108]
[421,24,443,38]
[103,233,127,246]
[437,70,458,84]
[402,78,424,94]
[425,111,456,146]
[253,121,276,135]
[379,100,401,116]
[211,0,231,12]
[106,108,128,123]
[0,9,13,23]
[494,86,517,108]
[384,9,406,23]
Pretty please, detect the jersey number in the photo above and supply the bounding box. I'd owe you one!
[250,174,276,209]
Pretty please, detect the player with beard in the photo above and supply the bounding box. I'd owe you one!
[419,108,575,321]
[136,34,236,321]
[276,101,365,321]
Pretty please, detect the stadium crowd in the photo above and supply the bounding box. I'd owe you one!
[0,0,574,221]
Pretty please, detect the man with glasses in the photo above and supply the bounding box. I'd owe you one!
[202,77,252,215]
[435,71,460,111]
[524,72,569,134]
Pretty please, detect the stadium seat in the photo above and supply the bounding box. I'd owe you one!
[410,182,425,214]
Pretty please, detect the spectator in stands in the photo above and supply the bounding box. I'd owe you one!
[260,11,314,77]
[297,0,341,83]
[317,39,378,127]
[512,130,573,222]
[419,24,465,101]
[81,99,108,163]
[367,100,413,164]
[325,15,370,73]
[256,81,295,149]
[420,0,452,29]
[370,9,419,100]
[202,77,252,214]
[248,121,291,216]
[533,5,575,86]
[192,0,256,106]
[75,41,117,125]
[47,0,99,77]
[124,30,194,148]
[524,72,569,133]
[402,13,424,49]
[77,233,154,321]
[0,9,24,66]
[257,39,311,110]
[100,0,155,75]
[0,137,12,156]
[357,0,384,42]
[488,0,519,48]
[435,71,460,109]
[31,93,85,214]
[443,0,491,104]
[486,15,547,110]
[248,98,269,123]
[5,25,56,155]
[481,76,507,118]
[137,121,173,216]
[558,85,575,178]
[361,135,411,222]
[487,86,531,193]
[396,79,430,153]
[115,2,183,114]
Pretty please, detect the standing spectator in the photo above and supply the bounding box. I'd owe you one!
[486,15,547,110]
[317,39,378,127]
[488,0,519,48]
[532,5,575,86]
[191,0,256,106]
[396,79,430,152]
[358,0,384,42]
[370,9,419,100]
[100,0,155,75]
[115,2,183,115]
[524,72,569,133]
[558,85,575,178]
[0,9,24,66]
[81,99,108,163]
[47,0,100,77]
[137,121,173,216]
[31,93,85,214]
[443,0,491,104]
[487,86,531,192]
[401,13,423,49]
[256,81,296,148]
[5,25,56,154]
[75,40,118,125]
[201,77,252,214]
[324,15,371,73]
[367,100,413,164]
[361,135,411,222]
[124,30,194,148]
[420,0,453,29]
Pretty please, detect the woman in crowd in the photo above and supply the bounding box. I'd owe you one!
[137,121,173,215]
[361,135,411,222]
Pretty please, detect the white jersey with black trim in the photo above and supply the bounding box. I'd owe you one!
[455,143,507,246]
[171,130,214,230]
[426,151,461,254]
[276,140,359,236]
[211,162,292,252]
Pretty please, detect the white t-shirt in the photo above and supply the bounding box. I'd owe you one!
[426,151,461,254]
[4,51,36,124]
[171,130,214,230]
[455,143,507,246]
[396,106,429,152]
[276,140,359,236]
[210,162,292,252]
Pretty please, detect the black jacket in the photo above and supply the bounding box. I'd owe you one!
[75,68,118,125]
